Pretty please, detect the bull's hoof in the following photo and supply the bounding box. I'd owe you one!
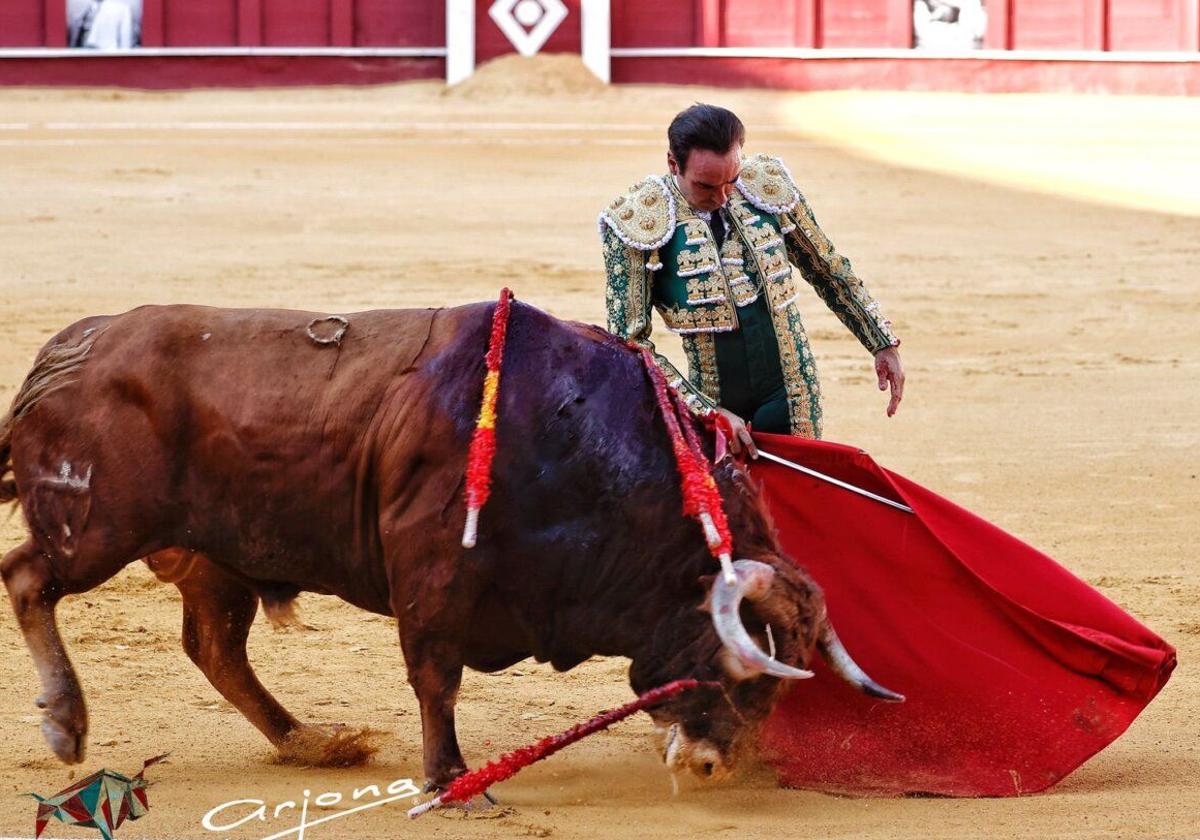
[44,723,85,764]
[39,695,87,764]
[422,778,498,811]
[275,724,379,767]
[455,793,499,812]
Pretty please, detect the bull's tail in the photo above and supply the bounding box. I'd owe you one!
[0,417,15,504]
[0,329,104,503]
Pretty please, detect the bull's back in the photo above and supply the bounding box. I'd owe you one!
[9,303,473,606]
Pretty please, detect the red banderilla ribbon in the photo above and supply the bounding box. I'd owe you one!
[408,678,716,818]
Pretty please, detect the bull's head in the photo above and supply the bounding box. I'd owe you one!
[629,468,903,782]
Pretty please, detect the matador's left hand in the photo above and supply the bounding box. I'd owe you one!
[874,346,905,418]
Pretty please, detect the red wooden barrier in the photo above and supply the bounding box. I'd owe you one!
[0,0,44,47]
[1010,0,1105,50]
[237,0,262,46]
[819,0,911,48]
[166,0,237,47]
[1108,0,1200,50]
[611,0,695,48]
[330,0,353,46]
[724,0,817,47]
[262,0,327,46]
[44,0,66,46]
[4,0,1200,51]
[1,0,1198,95]
[141,0,163,46]
[355,0,445,48]
[984,0,1011,49]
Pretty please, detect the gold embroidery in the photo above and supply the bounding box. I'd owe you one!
[686,272,726,305]
[742,221,779,253]
[726,195,783,308]
[600,177,675,250]
[735,153,801,214]
[788,207,833,260]
[714,237,753,307]
[657,301,737,334]
[624,240,649,336]
[693,332,720,401]
[677,245,717,277]
[673,217,730,304]
[771,301,821,439]
[765,271,800,312]
[683,219,709,245]
[759,246,789,280]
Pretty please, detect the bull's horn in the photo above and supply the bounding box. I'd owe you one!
[818,622,905,702]
[710,559,814,681]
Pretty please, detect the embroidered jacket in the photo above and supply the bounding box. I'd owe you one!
[600,153,899,439]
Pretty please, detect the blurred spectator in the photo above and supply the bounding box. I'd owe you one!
[68,0,143,49]
[913,0,986,50]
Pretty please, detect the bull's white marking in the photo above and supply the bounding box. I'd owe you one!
[663,723,681,769]
[50,461,92,491]
[201,332,212,341]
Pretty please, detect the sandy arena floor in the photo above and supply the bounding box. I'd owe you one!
[0,58,1197,839]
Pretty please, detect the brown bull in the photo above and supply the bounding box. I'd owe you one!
[0,301,898,791]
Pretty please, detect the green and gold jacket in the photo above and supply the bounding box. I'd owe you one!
[600,153,898,439]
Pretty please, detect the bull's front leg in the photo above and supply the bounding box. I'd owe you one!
[398,629,469,791]
[390,538,490,793]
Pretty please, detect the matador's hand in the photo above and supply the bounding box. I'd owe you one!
[874,347,905,418]
[716,407,758,459]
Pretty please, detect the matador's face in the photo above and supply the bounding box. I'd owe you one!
[668,145,743,213]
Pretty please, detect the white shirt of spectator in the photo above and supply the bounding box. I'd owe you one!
[83,0,135,50]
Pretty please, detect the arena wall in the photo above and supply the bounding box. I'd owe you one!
[0,0,1197,93]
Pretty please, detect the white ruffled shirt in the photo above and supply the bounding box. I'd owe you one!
[83,0,134,50]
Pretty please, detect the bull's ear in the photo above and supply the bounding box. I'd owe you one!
[696,574,716,613]
[719,648,761,682]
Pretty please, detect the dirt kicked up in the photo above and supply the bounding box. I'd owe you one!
[0,56,1197,839]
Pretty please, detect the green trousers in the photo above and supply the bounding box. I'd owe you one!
[713,293,791,435]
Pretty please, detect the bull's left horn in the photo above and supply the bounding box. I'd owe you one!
[710,559,814,681]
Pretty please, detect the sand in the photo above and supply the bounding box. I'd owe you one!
[0,58,1197,839]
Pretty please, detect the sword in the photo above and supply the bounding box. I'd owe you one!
[754,449,915,515]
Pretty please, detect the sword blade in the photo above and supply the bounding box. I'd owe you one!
[755,449,915,515]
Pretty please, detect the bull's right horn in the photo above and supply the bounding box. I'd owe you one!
[710,559,814,681]
[819,622,905,703]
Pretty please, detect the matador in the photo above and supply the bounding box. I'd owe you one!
[600,104,904,454]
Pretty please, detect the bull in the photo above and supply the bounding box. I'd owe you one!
[0,301,899,792]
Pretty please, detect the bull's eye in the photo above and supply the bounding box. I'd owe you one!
[703,762,715,776]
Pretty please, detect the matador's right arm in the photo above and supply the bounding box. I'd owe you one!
[600,183,717,416]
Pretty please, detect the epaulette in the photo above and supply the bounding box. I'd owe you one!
[598,175,676,251]
[735,154,801,215]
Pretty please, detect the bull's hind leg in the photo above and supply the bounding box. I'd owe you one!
[157,551,375,766]
[160,552,301,746]
[2,540,89,763]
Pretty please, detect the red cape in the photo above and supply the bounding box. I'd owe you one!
[751,433,1175,797]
